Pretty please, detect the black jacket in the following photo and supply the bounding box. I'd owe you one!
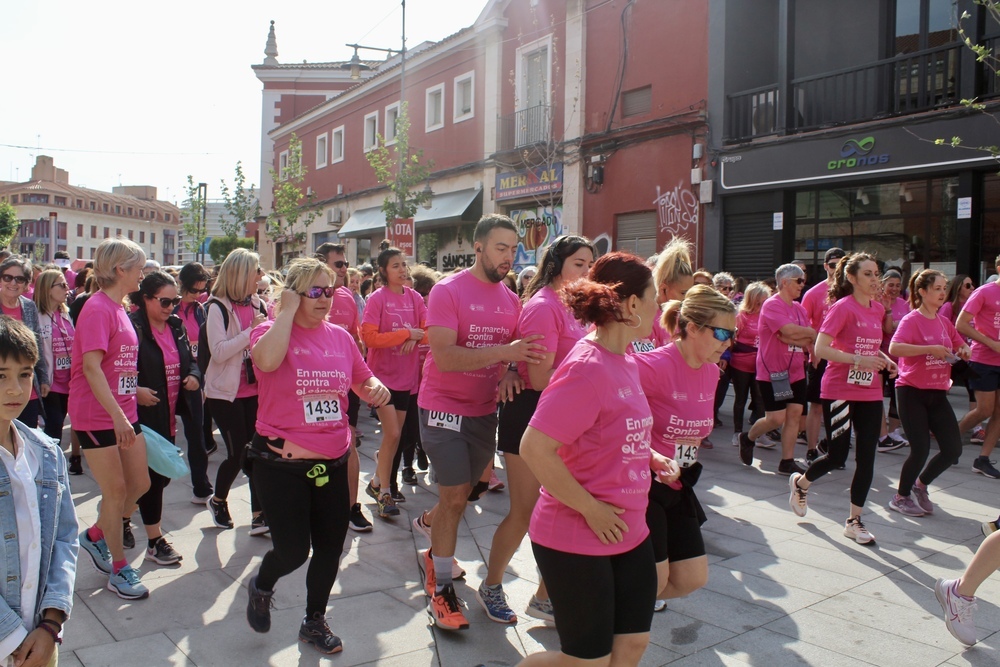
[129,309,201,440]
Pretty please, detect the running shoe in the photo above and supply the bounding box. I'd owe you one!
[714,417,723,428]
[777,459,806,476]
[488,470,505,491]
[877,436,905,453]
[731,432,740,447]
[207,497,234,529]
[107,566,149,600]
[757,430,780,449]
[413,512,432,542]
[982,518,1000,537]
[525,595,555,624]
[843,516,875,544]
[817,438,829,456]
[796,431,808,446]
[476,583,517,624]
[246,576,274,633]
[738,432,755,466]
[427,584,470,631]
[80,529,112,575]
[122,518,135,550]
[422,549,436,596]
[416,447,429,471]
[700,438,714,450]
[349,503,373,532]
[653,599,668,612]
[299,612,344,654]
[971,425,987,444]
[972,456,1000,478]
[889,428,909,446]
[911,485,934,515]
[935,578,978,646]
[806,448,820,463]
[145,537,183,565]
[250,513,270,536]
[391,489,406,503]
[467,480,490,502]
[402,467,418,485]
[365,480,380,502]
[888,493,925,517]
[190,493,212,505]
[68,454,83,475]
[376,492,400,518]
[788,473,808,517]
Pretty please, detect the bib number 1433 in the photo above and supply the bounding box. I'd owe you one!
[303,395,341,424]
[674,438,700,468]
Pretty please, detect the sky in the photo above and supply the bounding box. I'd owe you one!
[0,0,486,206]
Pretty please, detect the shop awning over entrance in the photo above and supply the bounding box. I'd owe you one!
[337,188,482,238]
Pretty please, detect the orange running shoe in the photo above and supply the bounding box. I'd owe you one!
[427,583,469,631]
[422,548,435,596]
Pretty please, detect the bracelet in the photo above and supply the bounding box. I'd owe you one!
[852,354,861,368]
[36,620,62,644]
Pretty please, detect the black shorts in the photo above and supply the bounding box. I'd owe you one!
[968,362,1000,393]
[386,388,412,412]
[497,389,541,455]
[347,390,360,427]
[75,422,143,450]
[806,359,828,404]
[761,378,808,412]
[532,537,656,660]
[646,481,706,564]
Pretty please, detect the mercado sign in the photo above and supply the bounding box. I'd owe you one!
[495,163,563,201]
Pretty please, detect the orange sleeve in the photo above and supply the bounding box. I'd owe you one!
[361,322,411,349]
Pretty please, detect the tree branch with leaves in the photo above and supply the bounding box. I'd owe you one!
[366,104,434,225]
[220,161,260,239]
[181,176,208,261]
[0,201,19,251]
[267,133,320,261]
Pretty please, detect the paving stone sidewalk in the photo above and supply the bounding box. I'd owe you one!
[58,392,1000,666]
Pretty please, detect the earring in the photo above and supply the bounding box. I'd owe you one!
[626,313,642,330]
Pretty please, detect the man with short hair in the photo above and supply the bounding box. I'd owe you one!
[739,263,816,476]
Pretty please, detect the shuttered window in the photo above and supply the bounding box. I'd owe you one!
[616,212,658,259]
[724,212,777,280]
[622,86,652,118]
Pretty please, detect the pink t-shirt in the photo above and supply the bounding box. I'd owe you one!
[633,343,718,490]
[801,280,832,331]
[49,312,75,394]
[820,296,886,402]
[528,339,652,556]
[150,324,182,436]
[960,282,1000,366]
[362,286,427,393]
[68,291,139,429]
[516,286,587,390]
[232,304,259,399]
[175,301,202,359]
[629,314,668,354]
[940,301,956,324]
[419,270,520,417]
[328,286,359,335]
[251,320,373,458]
[891,309,965,391]
[731,310,760,374]
[881,297,910,358]
[756,294,809,383]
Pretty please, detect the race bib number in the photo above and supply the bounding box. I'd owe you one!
[674,437,700,468]
[428,410,462,432]
[303,395,342,424]
[788,344,803,353]
[55,356,71,370]
[118,373,138,396]
[632,340,656,353]
[847,368,874,386]
[191,343,198,358]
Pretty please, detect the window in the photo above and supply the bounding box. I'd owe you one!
[90,247,95,259]
[127,207,133,216]
[331,125,345,163]
[316,133,328,169]
[75,199,83,208]
[76,246,83,259]
[139,208,145,217]
[90,225,96,239]
[128,230,134,240]
[103,227,109,238]
[10,195,17,204]
[116,228,122,237]
[103,203,109,212]
[622,86,652,118]
[115,205,121,214]
[76,224,83,237]
[165,214,171,222]
[151,232,156,245]
[279,150,289,180]
[54,196,66,206]
[89,201,96,210]
[454,71,475,122]
[363,111,379,151]
[385,102,400,144]
[425,83,445,132]
[24,194,49,204]
[516,35,552,110]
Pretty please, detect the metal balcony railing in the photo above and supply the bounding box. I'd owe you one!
[497,105,552,151]
[985,35,1000,99]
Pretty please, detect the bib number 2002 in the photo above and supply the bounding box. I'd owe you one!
[847,368,874,386]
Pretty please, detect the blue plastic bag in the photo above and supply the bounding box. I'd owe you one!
[144,427,190,479]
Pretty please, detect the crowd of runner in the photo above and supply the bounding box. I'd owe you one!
[2,216,999,666]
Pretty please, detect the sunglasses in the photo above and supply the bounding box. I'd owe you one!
[705,326,735,342]
[302,286,337,299]
[719,285,733,292]
[189,287,209,294]
[964,282,974,288]
[257,288,268,295]
[332,261,349,269]
[53,282,69,289]
[147,295,182,308]
[1,274,28,284]
[794,278,806,284]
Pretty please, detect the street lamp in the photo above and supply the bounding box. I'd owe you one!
[197,182,207,264]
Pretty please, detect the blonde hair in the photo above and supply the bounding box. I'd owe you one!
[33,269,68,316]
[652,237,693,291]
[93,238,146,289]
[211,248,260,301]
[275,257,332,315]
[739,281,771,314]
[662,284,737,339]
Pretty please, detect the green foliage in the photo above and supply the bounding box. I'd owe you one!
[208,236,256,264]
[0,200,20,250]
[181,176,208,259]
[267,133,320,260]
[219,161,260,239]
[366,104,434,224]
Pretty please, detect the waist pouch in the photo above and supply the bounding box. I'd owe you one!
[245,433,350,479]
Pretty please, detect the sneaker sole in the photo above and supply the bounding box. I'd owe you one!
[377,509,401,518]
[81,538,112,575]
[475,590,517,624]
[933,579,977,646]
[982,522,998,538]
[972,465,1000,479]
[412,517,432,541]
[144,552,182,566]
[299,635,344,655]
[349,521,373,533]
[426,605,470,631]
[523,606,555,625]
[888,500,925,517]
[843,529,875,545]
[249,526,271,536]
[107,580,150,600]
[788,474,807,518]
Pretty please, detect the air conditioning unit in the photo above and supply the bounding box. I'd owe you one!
[306,186,314,196]
[327,208,342,226]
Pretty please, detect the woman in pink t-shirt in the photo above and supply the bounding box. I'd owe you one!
[887,270,969,517]
[519,252,674,666]
[789,253,898,545]
[483,235,594,624]
[729,281,770,443]
[244,257,389,653]
[878,269,911,448]
[942,274,980,435]
[360,242,427,519]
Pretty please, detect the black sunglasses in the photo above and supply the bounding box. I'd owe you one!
[188,287,209,294]
[963,282,974,288]
[1,274,28,284]
[302,286,337,299]
[332,261,349,269]
[148,295,182,308]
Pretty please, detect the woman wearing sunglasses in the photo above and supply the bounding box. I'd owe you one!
[129,271,201,566]
[0,257,48,427]
[633,285,736,616]
[244,257,389,654]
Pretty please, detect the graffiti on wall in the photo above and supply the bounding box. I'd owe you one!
[510,206,564,272]
[654,182,699,238]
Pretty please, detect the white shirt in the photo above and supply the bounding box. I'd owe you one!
[0,428,41,664]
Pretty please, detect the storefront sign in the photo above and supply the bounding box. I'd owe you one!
[495,163,564,201]
[957,197,972,219]
[772,212,783,230]
[827,136,890,171]
[510,206,563,271]
[387,218,414,257]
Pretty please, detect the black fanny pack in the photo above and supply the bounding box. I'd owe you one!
[245,433,350,479]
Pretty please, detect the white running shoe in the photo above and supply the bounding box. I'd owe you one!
[935,578,978,646]
[843,516,874,544]
[788,473,808,517]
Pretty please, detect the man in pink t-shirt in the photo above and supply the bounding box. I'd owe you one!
[801,247,845,456]
[416,215,546,631]
[738,263,816,476]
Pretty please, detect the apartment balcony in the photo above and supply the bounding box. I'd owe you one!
[497,105,552,152]
[725,43,965,143]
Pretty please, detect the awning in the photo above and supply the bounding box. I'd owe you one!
[337,187,482,238]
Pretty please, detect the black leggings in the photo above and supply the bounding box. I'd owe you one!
[730,368,764,433]
[805,400,882,507]
[896,385,963,496]
[206,396,259,512]
[180,395,212,499]
[41,391,68,443]
[253,457,350,618]
[138,469,171,527]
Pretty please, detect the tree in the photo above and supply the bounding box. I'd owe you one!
[267,133,320,263]
[366,104,434,224]
[181,176,208,262]
[0,200,19,250]
[208,236,256,265]
[219,161,260,239]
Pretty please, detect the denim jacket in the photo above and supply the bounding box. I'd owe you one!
[0,423,77,645]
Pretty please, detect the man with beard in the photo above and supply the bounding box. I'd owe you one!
[416,214,546,630]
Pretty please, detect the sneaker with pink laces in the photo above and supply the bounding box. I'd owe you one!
[935,578,978,646]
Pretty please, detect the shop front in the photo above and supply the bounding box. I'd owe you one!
[495,163,564,272]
